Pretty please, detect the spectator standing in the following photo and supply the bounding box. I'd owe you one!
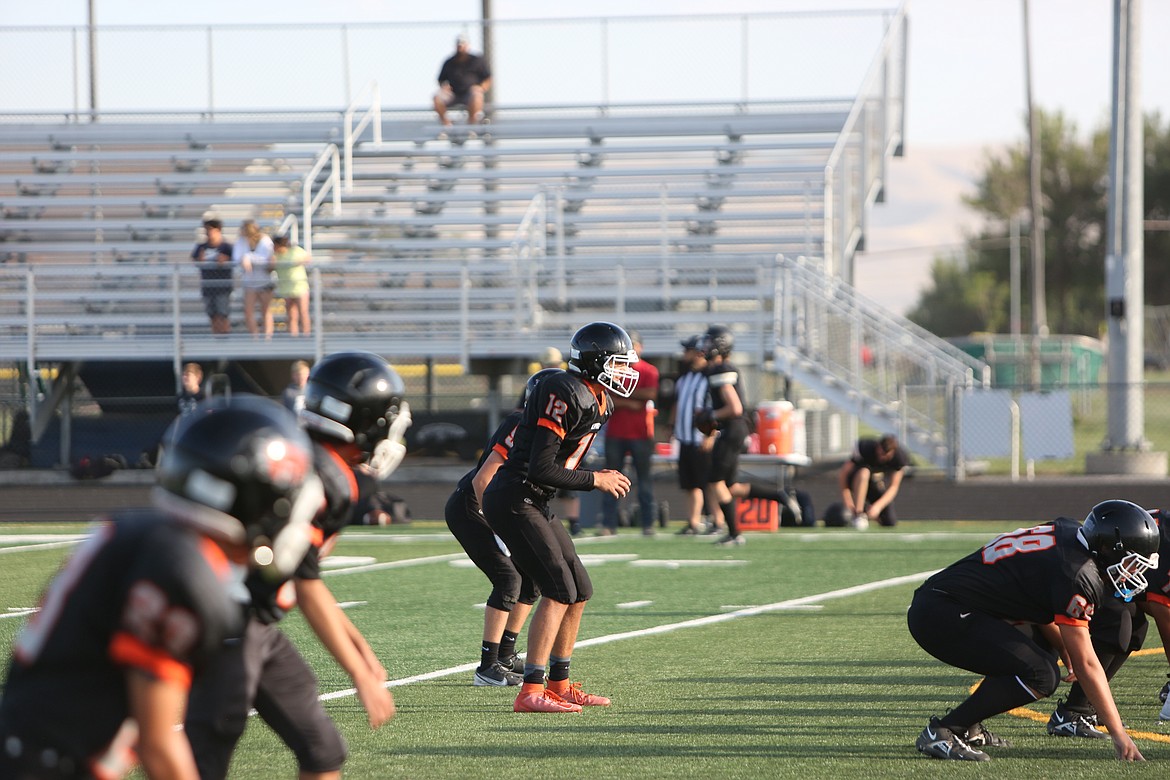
[177,362,205,417]
[837,433,910,528]
[272,233,312,336]
[191,218,234,334]
[233,220,275,339]
[670,335,713,534]
[281,359,311,414]
[433,34,491,127]
[600,331,660,536]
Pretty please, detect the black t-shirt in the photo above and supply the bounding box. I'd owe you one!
[705,359,748,437]
[191,240,234,287]
[177,388,204,417]
[851,438,910,474]
[919,517,1106,626]
[492,371,610,496]
[0,511,241,766]
[437,53,491,95]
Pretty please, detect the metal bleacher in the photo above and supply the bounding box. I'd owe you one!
[0,6,988,474]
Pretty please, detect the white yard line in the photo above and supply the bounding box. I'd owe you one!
[0,540,82,555]
[312,568,941,704]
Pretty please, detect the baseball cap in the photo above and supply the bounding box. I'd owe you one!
[455,33,470,46]
[680,335,701,350]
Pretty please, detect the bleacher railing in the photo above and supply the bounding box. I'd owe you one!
[302,144,340,254]
[822,6,907,282]
[0,8,903,121]
[343,81,382,194]
[774,255,990,473]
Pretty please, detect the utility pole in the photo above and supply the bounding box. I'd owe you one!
[1087,0,1166,476]
[1022,0,1047,384]
[88,0,98,120]
[481,0,494,115]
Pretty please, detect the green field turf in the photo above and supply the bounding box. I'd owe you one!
[1,520,1169,778]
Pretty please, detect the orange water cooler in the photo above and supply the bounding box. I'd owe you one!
[755,400,794,456]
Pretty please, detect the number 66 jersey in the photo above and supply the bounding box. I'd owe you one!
[920,518,1107,627]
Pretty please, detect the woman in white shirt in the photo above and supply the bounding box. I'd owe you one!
[233,220,276,338]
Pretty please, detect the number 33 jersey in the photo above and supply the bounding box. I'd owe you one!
[0,511,243,766]
[920,517,1106,627]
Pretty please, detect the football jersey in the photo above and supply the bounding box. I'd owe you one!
[0,511,241,770]
[496,370,610,495]
[456,410,523,495]
[1140,508,1170,607]
[920,518,1106,626]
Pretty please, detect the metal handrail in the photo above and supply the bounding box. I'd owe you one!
[343,81,382,194]
[301,144,340,254]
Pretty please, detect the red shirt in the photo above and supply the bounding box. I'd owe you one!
[604,359,659,440]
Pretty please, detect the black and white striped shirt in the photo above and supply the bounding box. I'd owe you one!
[672,369,710,446]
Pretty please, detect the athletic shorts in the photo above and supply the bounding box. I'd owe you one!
[482,483,593,605]
[202,289,231,319]
[677,443,711,490]
[444,487,538,610]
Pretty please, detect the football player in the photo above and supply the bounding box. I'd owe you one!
[0,396,321,780]
[1045,506,1170,732]
[696,324,805,545]
[445,368,561,686]
[184,352,409,780]
[908,500,1159,762]
[482,322,634,713]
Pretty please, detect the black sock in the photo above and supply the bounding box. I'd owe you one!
[747,484,783,502]
[1065,651,1125,712]
[548,655,571,683]
[523,664,546,686]
[720,501,738,537]
[943,675,1038,730]
[499,629,519,660]
[480,640,500,669]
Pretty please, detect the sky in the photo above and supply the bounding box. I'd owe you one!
[2,0,1167,314]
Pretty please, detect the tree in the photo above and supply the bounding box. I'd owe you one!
[907,110,1170,338]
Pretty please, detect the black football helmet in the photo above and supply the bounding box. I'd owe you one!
[523,367,564,405]
[301,352,407,454]
[567,321,640,397]
[153,395,322,580]
[702,324,734,359]
[1082,499,1161,601]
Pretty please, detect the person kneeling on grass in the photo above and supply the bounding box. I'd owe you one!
[907,500,1159,762]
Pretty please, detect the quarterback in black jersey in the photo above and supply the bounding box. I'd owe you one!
[0,396,320,780]
[446,368,560,687]
[483,322,634,713]
[185,353,408,780]
[908,500,1160,763]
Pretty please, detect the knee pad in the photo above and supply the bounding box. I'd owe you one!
[1023,655,1061,699]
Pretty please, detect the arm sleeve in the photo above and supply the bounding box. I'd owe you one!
[526,426,595,491]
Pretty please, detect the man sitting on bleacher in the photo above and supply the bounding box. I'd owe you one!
[433,34,491,127]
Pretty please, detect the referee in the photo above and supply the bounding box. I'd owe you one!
[670,335,713,534]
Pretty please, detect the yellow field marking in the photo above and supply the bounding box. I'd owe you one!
[969,651,1170,744]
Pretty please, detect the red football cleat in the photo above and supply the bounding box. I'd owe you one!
[513,685,583,713]
[553,681,611,707]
